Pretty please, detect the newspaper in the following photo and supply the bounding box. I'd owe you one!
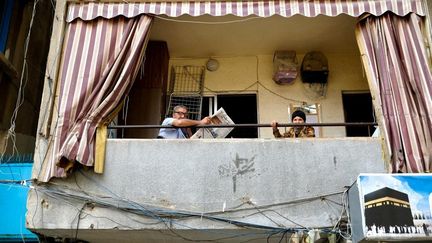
[190,107,235,139]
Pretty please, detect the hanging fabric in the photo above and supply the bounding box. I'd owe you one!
[356,12,432,173]
[39,15,153,182]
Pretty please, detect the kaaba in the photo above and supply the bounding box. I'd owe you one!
[364,187,414,232]
[348,174,432,243]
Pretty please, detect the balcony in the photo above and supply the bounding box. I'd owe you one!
[27,137,386,242]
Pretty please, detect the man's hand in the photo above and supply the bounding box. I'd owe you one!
[200,116,211,125]
[271,120,278,130]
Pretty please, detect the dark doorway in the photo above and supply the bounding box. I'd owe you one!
[202,94,258,138]
[342,92,376,137]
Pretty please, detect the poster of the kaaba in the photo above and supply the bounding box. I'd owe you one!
[358,174,432,240]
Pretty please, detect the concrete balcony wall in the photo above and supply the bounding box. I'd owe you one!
[27,138,387,242]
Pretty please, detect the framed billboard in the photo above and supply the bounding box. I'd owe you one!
[349,174,432,243]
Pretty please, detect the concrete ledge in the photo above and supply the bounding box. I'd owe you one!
[27,138,387,242]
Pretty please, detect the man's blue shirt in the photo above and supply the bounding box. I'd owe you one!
[158,118,186,139]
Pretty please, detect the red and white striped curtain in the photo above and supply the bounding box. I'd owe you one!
[356,13,432,173]
[42,15,153,181]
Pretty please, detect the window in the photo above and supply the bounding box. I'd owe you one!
[202,94,258,138]
[342,91,376,137]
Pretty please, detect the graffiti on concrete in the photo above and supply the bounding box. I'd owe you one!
[218,153,257,193]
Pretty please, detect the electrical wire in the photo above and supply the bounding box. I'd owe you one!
[30,174,346,240]
[19,213,27,243]
[3,0,39,161]
[38,180,296,230]
[247,201,304,229]
[203,81,258,94]
[205,190,345,215]
[258,82,306,104]
[266,229,284,243]
[278,230,289,243]
[201,55,307,105]
[52,174,276,238]
[6,172,350,242]
[74,203,86,241]
[321,196,342,218]
[0,179,32,187]
[36,184,283,242]
[261,208,310,230]
[327,188,352,240]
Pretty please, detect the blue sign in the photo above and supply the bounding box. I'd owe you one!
[0,163,37,241]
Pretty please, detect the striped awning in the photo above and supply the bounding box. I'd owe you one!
[66,0,425,22]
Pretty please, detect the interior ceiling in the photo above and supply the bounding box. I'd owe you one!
[150,14,359,58]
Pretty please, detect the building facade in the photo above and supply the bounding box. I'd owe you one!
[23,0,432,242]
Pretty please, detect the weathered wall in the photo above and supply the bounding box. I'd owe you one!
[169,52,368,138]
[27,138,386,242]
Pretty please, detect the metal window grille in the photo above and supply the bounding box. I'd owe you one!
[166,66,205,120]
